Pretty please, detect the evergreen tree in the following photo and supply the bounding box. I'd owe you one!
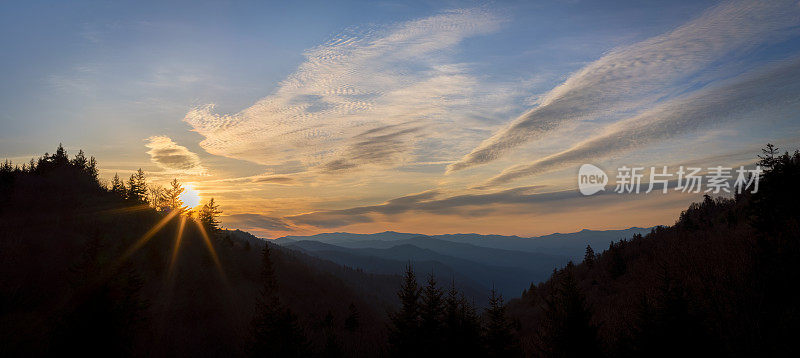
[443,280,484,357]
[110,173,127,199]
[388,264,421,357]
[53,234,146,356]
[608,243,627,279]
[127,174,139,201]
[147,184,165,209]
[53,143,69,167]
[34,144,68,173]
[632,265,718,357]
[536,264,598,357]
[66,149,98,183]
[1,159,13,173]
[251,244,306,357]
[70,149,87,171]
[198,198,222,232]
[758,143,779,169]
[484,288,519,357]
[419,274,444,354]
[161,178,186,212]
[87,156,98,183]
[127,169,148,203]
[320,311,343,357]
[584,245,596,268]
[344,303,360,332]
[322,332,343,358]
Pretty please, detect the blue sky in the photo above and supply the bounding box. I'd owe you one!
[2,0,800,237]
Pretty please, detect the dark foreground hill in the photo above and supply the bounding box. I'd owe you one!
[3,144,799,357]
[0,149,398,356]
[506,147,800,357]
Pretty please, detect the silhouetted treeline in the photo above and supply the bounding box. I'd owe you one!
[507,145,800,357]
[387,264,518,357]
[1,145,396,357]
[251,243,307,357]
[4,144,800,357]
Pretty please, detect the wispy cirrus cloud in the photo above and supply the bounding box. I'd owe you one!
[185,8,515,174]
[286,186,552,228]
[481,58,800,187]
[200,173,300,185]
[448,0,800,173]
[250,175,297,185]
[223,213,295,232]
[284,183,705,230]
[144,136,206,175]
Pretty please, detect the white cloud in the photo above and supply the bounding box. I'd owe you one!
[480,58,800,187]
[184,8,515,174]
[145,136,206,175]
[448,0,800,172]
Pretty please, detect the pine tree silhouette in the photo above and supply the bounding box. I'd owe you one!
[322,332,343,358]
[344,303,360,332]
[161,178,186,212]
[388,263,421,357]
[53,143,68,167]
[70,149,87,171]
[632,264,719,357]
[608,242,627,279]
[52,233,146,356]
[110,173,128,199]
[758,143,779,169]
[484,288,519,357]
[583,245,595,268]
[147,184,165,209]
[251,243,306,357]
[321,311,343,357]
[443,279,484,357]
[419,274,444,354]
[198,198,222,232]
[127,169,148,203]
[87,156,98,183]
[535,263,598,358]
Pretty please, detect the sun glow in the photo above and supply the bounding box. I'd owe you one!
[180,184,202,208]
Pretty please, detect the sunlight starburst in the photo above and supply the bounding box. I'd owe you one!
[179,184,202,208]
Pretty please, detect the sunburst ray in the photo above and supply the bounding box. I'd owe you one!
[118,209,180,264]
[167,216,187,277]
[193,219,225,279]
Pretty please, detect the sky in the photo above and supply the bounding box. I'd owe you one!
[2,0,800,238]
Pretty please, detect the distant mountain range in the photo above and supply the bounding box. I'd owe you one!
[274,227,653,296]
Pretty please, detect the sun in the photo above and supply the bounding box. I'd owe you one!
[179,184,202,209]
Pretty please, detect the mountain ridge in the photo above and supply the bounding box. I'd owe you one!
[275,226,652,242]
[274,226,655,262]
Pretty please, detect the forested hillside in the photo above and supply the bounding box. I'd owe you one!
[506,146,800,357]
[2,144,798,357]
[0,145,396,356]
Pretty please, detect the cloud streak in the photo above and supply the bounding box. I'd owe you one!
[185,8,511,174]
[448,0,800,172]
[284,182,698,229]
[145,136,206,175]
[286,186,561,228]
[223,213,295,232]
[250,175,297,185]
[481,58,800,187]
